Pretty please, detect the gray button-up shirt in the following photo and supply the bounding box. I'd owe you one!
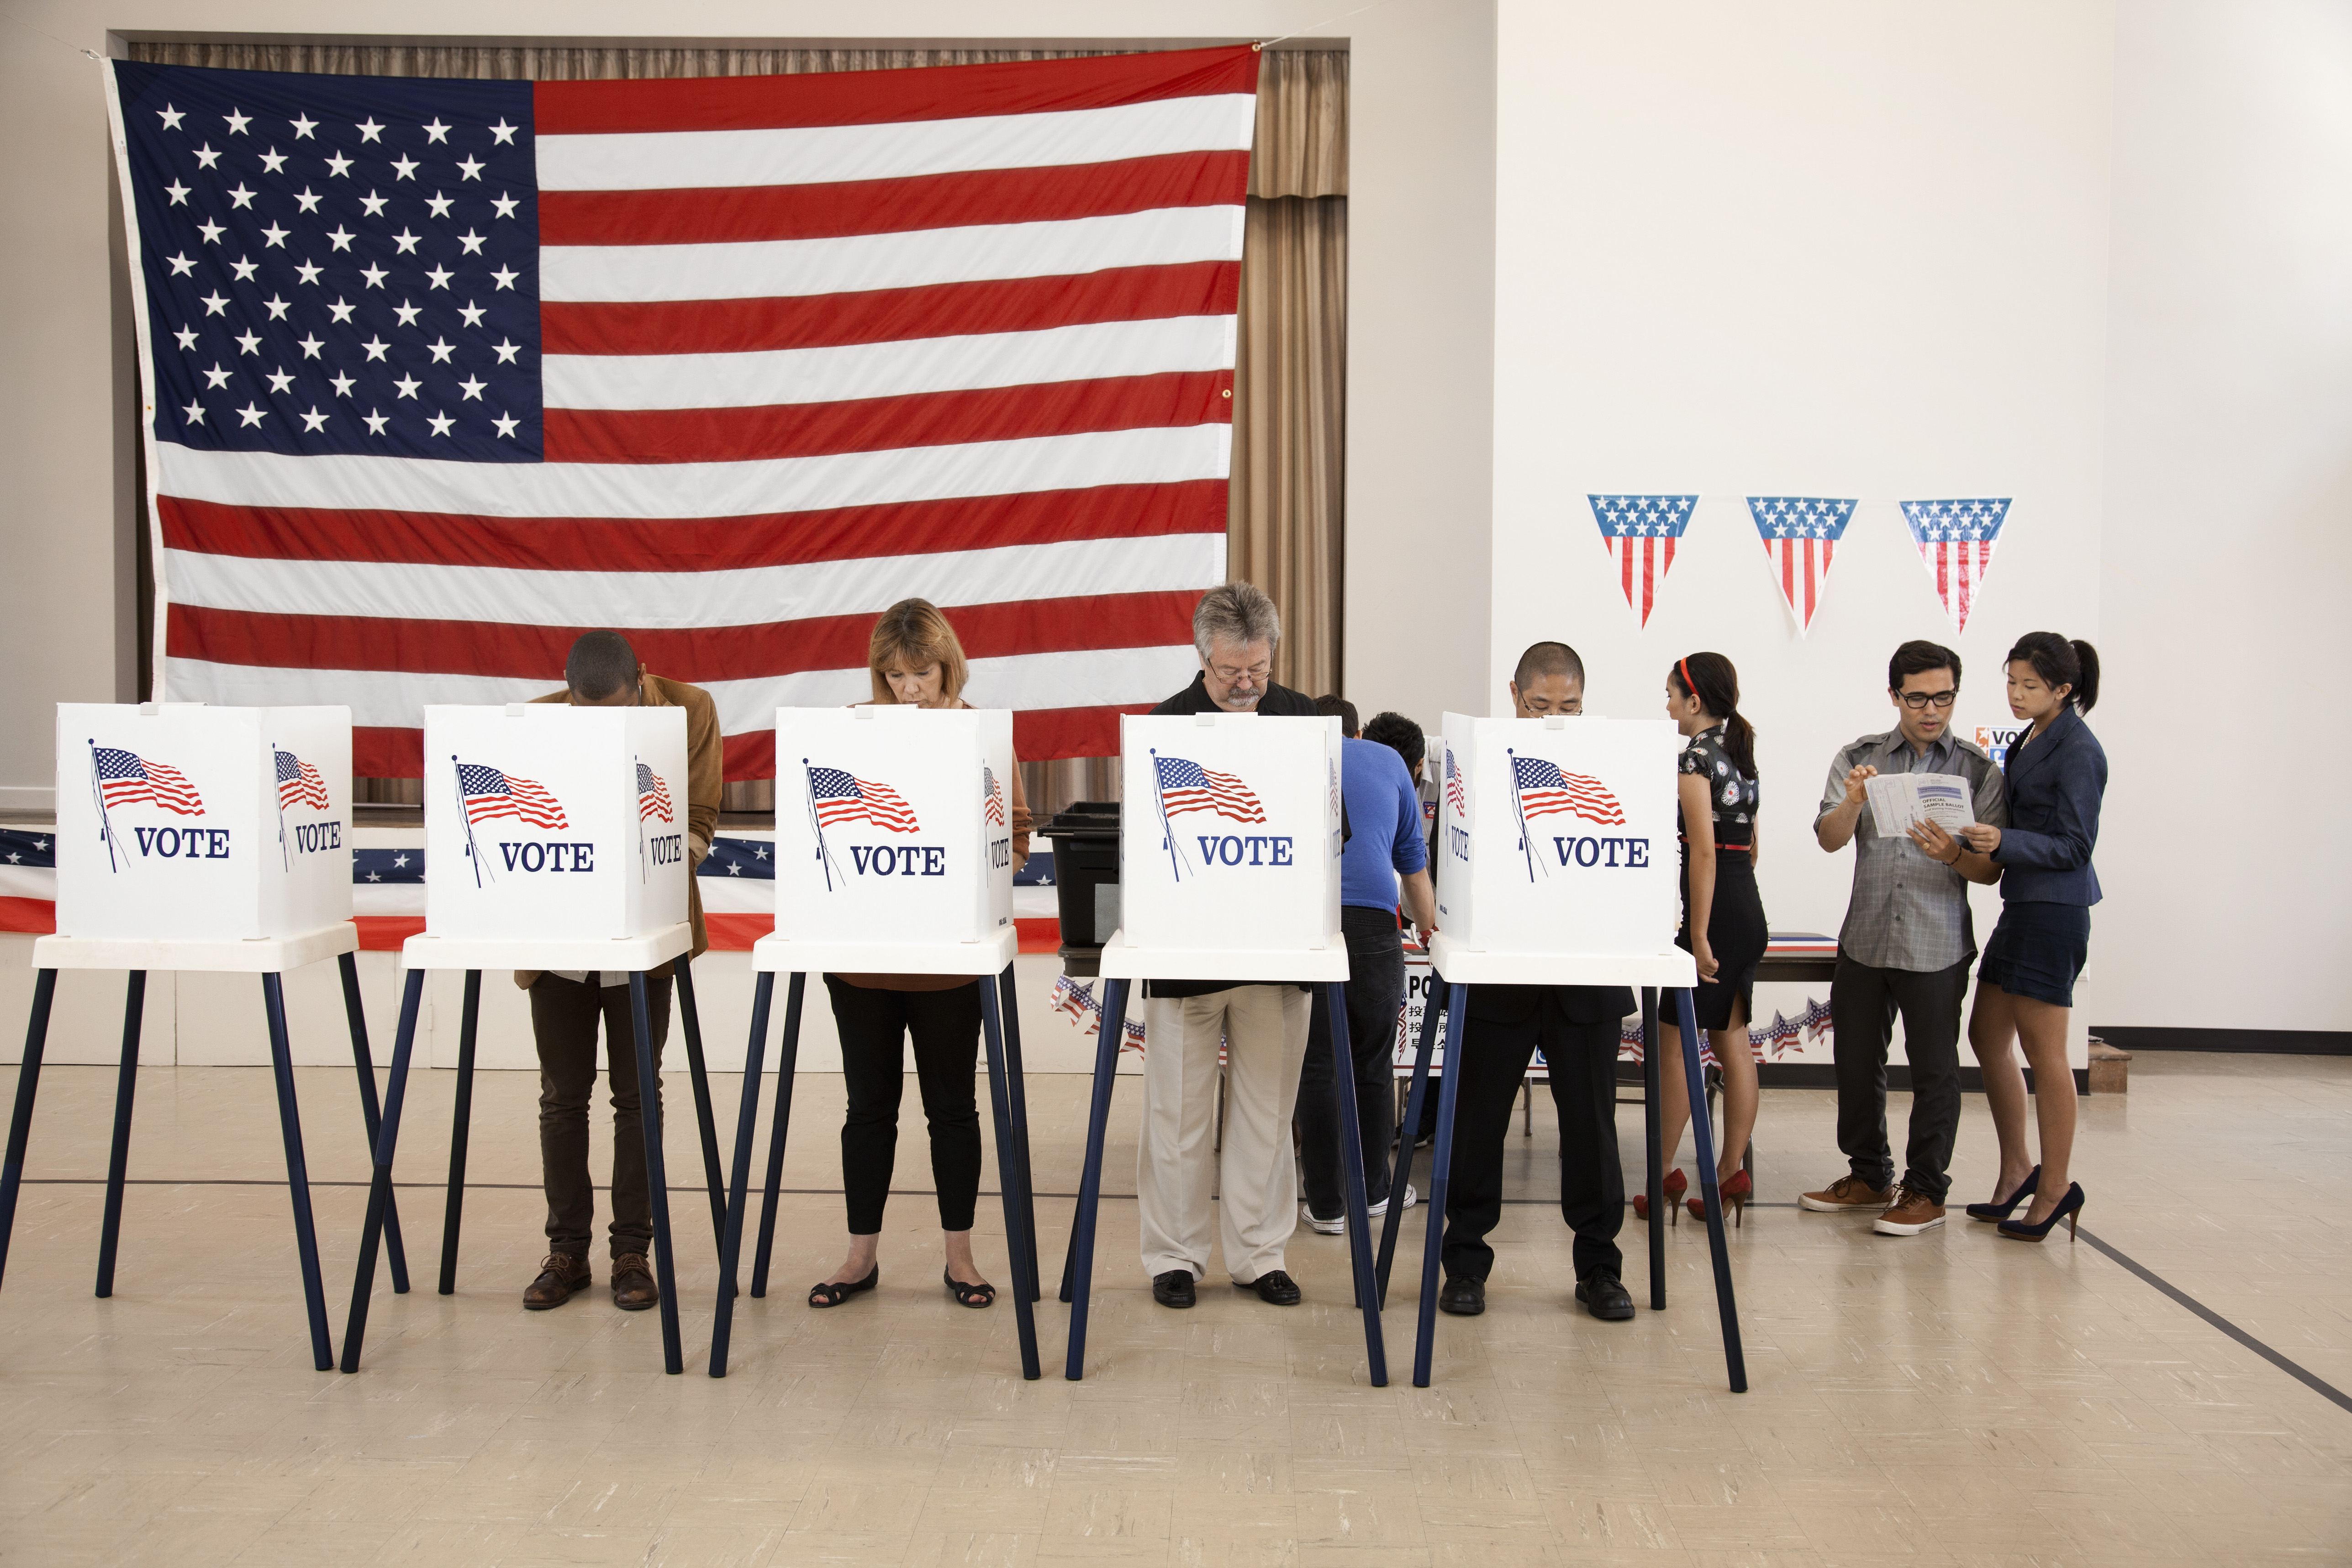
[1816,727,2009,972]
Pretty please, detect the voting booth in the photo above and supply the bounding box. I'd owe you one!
[1376,714,1743,1392]
[1060,711,1388,1384]
[3,703,385,1374]
[342,704,710,1379]
[711,704,1041,1381]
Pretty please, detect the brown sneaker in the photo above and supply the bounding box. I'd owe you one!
[522,1252,591,1309]
[1872,1185,1947,1236]
[1799,1174,1893,1212]
[611,1253,659,1311]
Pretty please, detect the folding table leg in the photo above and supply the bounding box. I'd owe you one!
[709,970,774,1378]
[1674,987,1747,1394]
[628,971,683,1375]
[337,952,407,1296]
[997,964,1041,1304]
[1377,984,1445,1305]
[1412,983,1470,1388]
[0,968,59,1291]
[94,971,147,1299]
[979,978,1041,1381]
[437,969,481,1295]
[261,973,334,1372]
[672,959,729,1256]
[749,973,805,1300]
[1325,981,1388,1387]
[1642,987,1664,1310]
[343,967,427,1373]
[1062,977,1128,1382]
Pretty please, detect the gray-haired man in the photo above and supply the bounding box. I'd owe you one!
[1137,582,1323,1309]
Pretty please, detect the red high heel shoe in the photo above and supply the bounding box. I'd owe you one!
[1686,1170,1752,1229]
[1633,1168,1688,1222]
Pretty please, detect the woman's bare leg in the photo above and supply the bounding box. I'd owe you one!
[824,1234,879,1286]
[1655,1021,1693,1170]
[1708,998,1757,1183]
[1969,986,2035,1201]
[944,1228,987,1287]
[2013,998,2076,1224]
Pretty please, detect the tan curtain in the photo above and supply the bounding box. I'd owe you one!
[127,41,1347,817]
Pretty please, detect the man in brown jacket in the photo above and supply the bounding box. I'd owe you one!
[518,629,723,1313]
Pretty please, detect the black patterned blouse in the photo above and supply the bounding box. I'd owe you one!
[1677,723,1760,850]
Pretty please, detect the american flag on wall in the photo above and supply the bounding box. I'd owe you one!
[1747,496,1856,635]
[108,49,1259,780]
[1586,495,1694,628]
[1900,498,2009,634]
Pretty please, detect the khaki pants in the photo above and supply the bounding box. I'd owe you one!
[1137,984,1312,1284]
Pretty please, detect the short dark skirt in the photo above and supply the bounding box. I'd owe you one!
[1978,901,2091,1008]
[1676,850,1768,1032]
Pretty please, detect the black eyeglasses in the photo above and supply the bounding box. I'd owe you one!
[1898,690,1958,710]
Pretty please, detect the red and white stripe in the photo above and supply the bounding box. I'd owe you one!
[1761,536,1835,634]
[1604,534,1676,628]
[1920,536,1997,634]
[153,47,1259,778]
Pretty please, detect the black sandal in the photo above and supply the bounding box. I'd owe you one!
[807,1266,878,1308]
[944,1267,995,1309]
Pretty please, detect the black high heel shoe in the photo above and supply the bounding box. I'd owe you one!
[1996,1182,2083,1242]
[1966,1166,2040,1223]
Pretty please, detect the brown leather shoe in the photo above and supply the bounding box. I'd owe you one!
[1872,1185,1948,1236]
[1798,1174,1893,1212]
[522,1253,590,1309]
[611,1253,659,1311]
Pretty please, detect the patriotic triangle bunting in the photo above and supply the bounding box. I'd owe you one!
[1900,498,2009,633]
[1746,496,1855,635]
[1587,494,1696,628]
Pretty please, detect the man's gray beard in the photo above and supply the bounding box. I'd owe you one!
[1219,690,1264,711]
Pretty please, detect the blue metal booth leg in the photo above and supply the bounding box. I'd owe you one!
[749,973,806,1300]
[1642,986,1665,1310]
[94,970,147,1299]
[996,964,1042,1304]
[1061,977,1128,1380]
[336,952,408,1296]
[1672,987,1747,1393]
[1324,980,1388,1387]
[979,977,1042,1380]
[1377,982,1445,1306]
[628,971,685,1375]
[671,958,730,1258]
[708,970,775,1376]
[0,968,60,1292]
[261,972,336,1372]
[437,969,481,1295]
[342,966,427,1373]
[1411,982,1470,1388]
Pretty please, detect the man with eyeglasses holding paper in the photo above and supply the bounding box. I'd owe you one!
[1803,640,2008,1237]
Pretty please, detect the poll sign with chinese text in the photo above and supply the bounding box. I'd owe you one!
[422,704,686,941]
[772,705,1015,947]
[1434,715,1680,956]
[56,703,352,940]
[1119,713,1342,953]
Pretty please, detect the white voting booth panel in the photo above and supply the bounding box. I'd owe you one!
[422,705,686,944]
[54,703,352,942]
[771,705,1015,949]
[1434,714,1682,965]
[1116,713,1343,959]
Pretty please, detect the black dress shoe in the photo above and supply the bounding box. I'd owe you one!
[1438,1276,1486,1315]
[1243,1270,1302,1305]
[1575,1272,1635,1321]
[1152,1269,1197,1308]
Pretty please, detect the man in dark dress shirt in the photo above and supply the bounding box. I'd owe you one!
[1432,641,1637,1321]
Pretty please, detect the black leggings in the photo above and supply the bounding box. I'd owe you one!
[824,977,984,1235]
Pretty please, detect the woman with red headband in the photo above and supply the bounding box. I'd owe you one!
[1641,652,1769,1228]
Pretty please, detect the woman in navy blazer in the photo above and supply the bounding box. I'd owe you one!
[1950,633,2106,1241]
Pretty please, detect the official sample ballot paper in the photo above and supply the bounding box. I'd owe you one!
[1867,772,1977,836]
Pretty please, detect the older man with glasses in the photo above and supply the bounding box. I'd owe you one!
[1803,639,2009,1237]
[1134,582,1326,1309]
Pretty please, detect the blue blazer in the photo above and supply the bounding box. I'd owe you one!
[1993,706,2106,906]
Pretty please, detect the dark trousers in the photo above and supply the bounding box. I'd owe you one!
[531,973,670,1261]
[824,977,985,1235]
[1440,1009,1626,1284]
[1831,950,1969,1201]
[1298,909,1405,1219]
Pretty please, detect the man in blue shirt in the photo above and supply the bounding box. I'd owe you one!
[1297,699,1437,1233]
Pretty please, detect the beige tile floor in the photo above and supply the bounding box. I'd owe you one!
[0,1050,2345,1565]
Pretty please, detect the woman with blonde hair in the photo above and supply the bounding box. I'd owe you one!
[806,599,1033,1309]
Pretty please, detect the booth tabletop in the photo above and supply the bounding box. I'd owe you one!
[32,922,359,973]
[397,923,692,973]
[748,925,1018,976]
[1424,934,1697,989]
[1096,927,1350,983]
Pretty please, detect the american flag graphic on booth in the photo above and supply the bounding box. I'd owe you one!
[1900,498,2009,634]
[108,50,1261,781]
[1444,747,1466,819]
[982,764,1006,826]
[1508,755,1627,827]
[1587,495,1695,628]
[806,767,921,834]
[635,761,673,824]
[92,747,207,816]
[274,748,332,810]
[1152,754,1266,824]
[1747,496,1856,635]
[454,760,569,829]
